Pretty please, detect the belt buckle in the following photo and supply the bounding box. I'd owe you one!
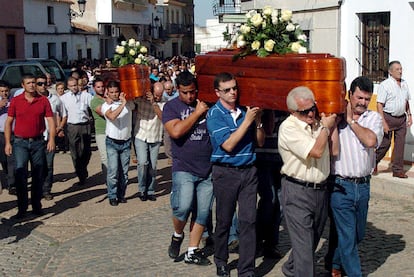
[313,183,318,189]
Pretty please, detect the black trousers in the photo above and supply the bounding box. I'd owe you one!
[67,123,91,182]
[213,165,258,277]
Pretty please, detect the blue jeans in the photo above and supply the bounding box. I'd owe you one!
[135,138,160,195]
[331,177,370,277]
[106,137,131,200]
[43,148,55,195]
[13,137,46,212]
[171,171,213,225]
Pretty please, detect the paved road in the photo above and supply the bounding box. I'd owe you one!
[0,145,413,276]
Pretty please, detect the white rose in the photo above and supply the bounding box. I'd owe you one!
[297,34,307,42]
[286,23,295,32]
[291,41,302,52]
[262,21,267,28]
[140,46,148,54]
[264,39,275,52]
[298,46,307,54]
[135,41,141,47]
[271,10,279,24]
[129,49,136,56]
[128,38,136,47]
[250,13,263,27]
[281,10,293,21]
[240,24,251,34]
[121,41,127,46]
[138,54,144,59]
[115,45,125,54]
[251,41,261,50]
[263,6,272,16]
[237,36,246,47]
[134,58,142,64]
[246,10,257,19]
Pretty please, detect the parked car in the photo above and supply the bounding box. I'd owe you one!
[0,59,66,94]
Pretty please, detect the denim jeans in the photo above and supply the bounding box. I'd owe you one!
[171,171,213,225]
[13,137,46,212]
[135,138,160,195]
[43,148,55,195]
[106,137,131,200]
[330,177,370,277]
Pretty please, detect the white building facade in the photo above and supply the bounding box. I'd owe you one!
[24,0,100,65]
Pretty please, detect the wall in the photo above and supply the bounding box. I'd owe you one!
[341,0,414,162]
[195,19,228,53]
[0,0,25,59]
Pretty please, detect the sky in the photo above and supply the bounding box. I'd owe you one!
[194,0,216,26]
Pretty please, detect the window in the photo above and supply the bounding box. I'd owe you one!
[61,42,67,59]
[360,12,390,82]
[87,48,92,60]
[47,6,54,25]
[6,34,16,58]
[77,49,82,60]
[48,43,56,59]
[32,43,39,58]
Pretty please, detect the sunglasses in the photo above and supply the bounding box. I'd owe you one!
[218,86,238,93]
[36,82,47,86]
[296,104,317,115]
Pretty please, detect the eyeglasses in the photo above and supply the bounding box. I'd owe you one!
[296,104,317,115]
[36,82,47,86]
[218,86,238,93]
[180,89,197,95]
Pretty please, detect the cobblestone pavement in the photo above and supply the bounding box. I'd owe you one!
[0,145,413,276]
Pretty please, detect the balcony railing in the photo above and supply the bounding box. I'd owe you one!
[212,0,242,16]
[146,23,193,41]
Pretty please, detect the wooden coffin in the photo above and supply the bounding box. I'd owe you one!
[195,51,346,114]
[97,65,151,100]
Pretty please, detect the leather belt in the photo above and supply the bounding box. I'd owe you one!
[107,137,130,144]
[335,175,370,184]
[283,175,327,190]
[213,162,255,170]
[15,135,44,142]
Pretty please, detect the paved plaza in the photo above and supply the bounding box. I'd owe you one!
[1,144,414,277]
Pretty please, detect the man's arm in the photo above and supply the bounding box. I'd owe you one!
[105,93,127,121]
[45,116,56,152]
[164,99,208,139]
[308,113,337,158]
[221,106,262,152]
[4,116,14,156]
[376,102,389,133]
[406,101,412,127]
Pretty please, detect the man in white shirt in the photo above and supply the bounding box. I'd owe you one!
[59,77,93,185]
[36,75,62,200]
[101,80,132,206]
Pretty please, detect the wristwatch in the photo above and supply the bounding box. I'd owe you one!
[256,123,263,129]
[349,119,357,126]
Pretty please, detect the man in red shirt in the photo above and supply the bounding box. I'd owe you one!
[4,74,55,219]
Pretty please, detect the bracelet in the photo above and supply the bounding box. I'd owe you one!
[256,123,263,129]
[349,119,357,126]
[321,126,330,136]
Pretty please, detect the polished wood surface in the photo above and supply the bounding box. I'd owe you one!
[195,51,346,114]
[117,64,151,99]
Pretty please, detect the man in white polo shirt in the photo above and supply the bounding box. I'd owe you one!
[101,80,133,206]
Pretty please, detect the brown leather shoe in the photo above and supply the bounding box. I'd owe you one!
[392,172,408,178]
[332,268,342,277]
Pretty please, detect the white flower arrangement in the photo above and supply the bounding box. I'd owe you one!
[229,6,308,59]
[113,38,149,67]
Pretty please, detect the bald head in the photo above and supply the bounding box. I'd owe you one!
[153,82,164,102]
[164,81,174,96]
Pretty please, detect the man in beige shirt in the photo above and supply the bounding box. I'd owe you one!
[278,86,336,277]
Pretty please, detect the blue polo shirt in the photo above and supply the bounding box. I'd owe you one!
[207,100,256,166]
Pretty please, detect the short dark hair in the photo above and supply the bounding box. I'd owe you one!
[35,74,47,80]
[93,77,104,87]
[175,70,197,88]
[107,80,120,90]
[214,72,235,90]
[349,76,373,94]
[21,74,36,82]
[0,80,10,88]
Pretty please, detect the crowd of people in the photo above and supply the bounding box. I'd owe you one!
[0,56,411,277]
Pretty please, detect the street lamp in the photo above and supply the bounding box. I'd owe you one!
[69,0,87,19]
